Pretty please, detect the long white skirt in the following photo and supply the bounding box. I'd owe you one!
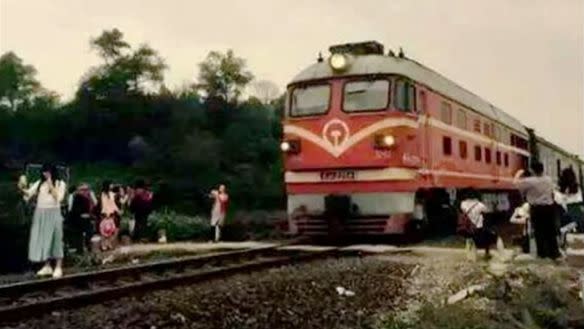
[210,203,225,227]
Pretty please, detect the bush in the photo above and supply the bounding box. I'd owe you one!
[146,209,213,242]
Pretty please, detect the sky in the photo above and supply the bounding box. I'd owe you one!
[1,0,583,156]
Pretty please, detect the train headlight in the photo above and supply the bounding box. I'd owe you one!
[281,140,301,154]
[329,53,348,71]
[383,135,396,147]
[374,134,396,149]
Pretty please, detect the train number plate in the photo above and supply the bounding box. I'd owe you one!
[320,170,356,181]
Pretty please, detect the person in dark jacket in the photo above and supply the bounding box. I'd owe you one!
[129,179,153,242]
[67,183,97,254]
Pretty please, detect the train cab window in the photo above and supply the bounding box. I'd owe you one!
[496,151,501,165]
[290,84,330,117]
[395,80,416,112]
[473,118,481,133]
[456,109,467,129]
[504,153,509,167]
[485,147,492,164]
[440,102,452,124]
[343,79,390,112]
[474,145,482,162]
[459,141,468,159]
[443,136,452,156]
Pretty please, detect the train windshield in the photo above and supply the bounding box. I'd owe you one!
[343,79,390,112]
[290,85,330,116]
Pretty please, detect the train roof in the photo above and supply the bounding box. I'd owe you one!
[290,54,527,134]
[535,135,581,159]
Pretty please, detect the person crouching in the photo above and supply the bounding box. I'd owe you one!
[458,188,496,260]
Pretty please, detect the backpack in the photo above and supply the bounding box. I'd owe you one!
[456,202,479,237]
[99,217,117,238]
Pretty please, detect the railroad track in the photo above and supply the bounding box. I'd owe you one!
[0,242,351,324]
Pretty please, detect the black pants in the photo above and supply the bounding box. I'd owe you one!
[530,204,560,259]
[133,213,149,241]
[68,215,94,254]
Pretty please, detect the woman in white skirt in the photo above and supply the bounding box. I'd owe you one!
[23,164,67,278]
[209,185,229,242]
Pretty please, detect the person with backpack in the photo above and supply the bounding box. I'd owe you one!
[128,179,153,242]
[458,188,495,261]
[22,163,67,278]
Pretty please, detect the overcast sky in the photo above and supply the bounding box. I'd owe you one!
[1,0,582,156]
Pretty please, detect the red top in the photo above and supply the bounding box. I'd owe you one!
[219,193,229,214]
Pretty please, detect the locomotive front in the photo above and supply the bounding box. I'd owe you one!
[282,41,424,235]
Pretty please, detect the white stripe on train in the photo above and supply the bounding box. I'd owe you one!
[284,168,514,183]
[283,115,531,158]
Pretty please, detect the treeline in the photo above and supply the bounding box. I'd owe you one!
[0,29,286,214]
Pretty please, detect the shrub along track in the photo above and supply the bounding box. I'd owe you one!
[0,240,361,325]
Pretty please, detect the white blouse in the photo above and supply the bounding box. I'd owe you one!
[25,180,67,209]
[564,188,583,205]
[460,199,488,229]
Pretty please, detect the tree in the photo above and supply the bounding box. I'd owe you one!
[80,29,167,98]
[90,28,130,63]
[0,52,41,111]
[195,50,253,103]
[250,80,280,104]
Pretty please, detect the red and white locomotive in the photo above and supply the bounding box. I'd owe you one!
[281,41,584,236]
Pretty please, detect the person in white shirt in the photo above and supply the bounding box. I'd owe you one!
[22,164,67,278]
[459,188,495,260]
[514,161,560,260]
[559,167,584,232]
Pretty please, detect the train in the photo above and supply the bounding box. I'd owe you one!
[280,41,584,236]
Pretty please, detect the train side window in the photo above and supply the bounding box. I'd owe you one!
[459,140,468,159]
[485,147,492,164]
[475,145,482,162]
[456,109,467,129]
[473,118,481,133]
[494,125,501,142]
[483,122,491,137]
[418,90,426,113]
[496,151,501,165]
[440,102,452,124]
[443,136,452,156]
[504,153,509,167]
[395,80,415,112]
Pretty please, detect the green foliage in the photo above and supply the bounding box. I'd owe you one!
[0,27,285,217]
[146,209,213,241]
[90,28,130,61]
[195,50,254,102]
[0,52,41,111]
[81,29,166,98]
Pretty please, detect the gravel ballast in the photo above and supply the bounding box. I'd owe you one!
[7,256,413,329]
